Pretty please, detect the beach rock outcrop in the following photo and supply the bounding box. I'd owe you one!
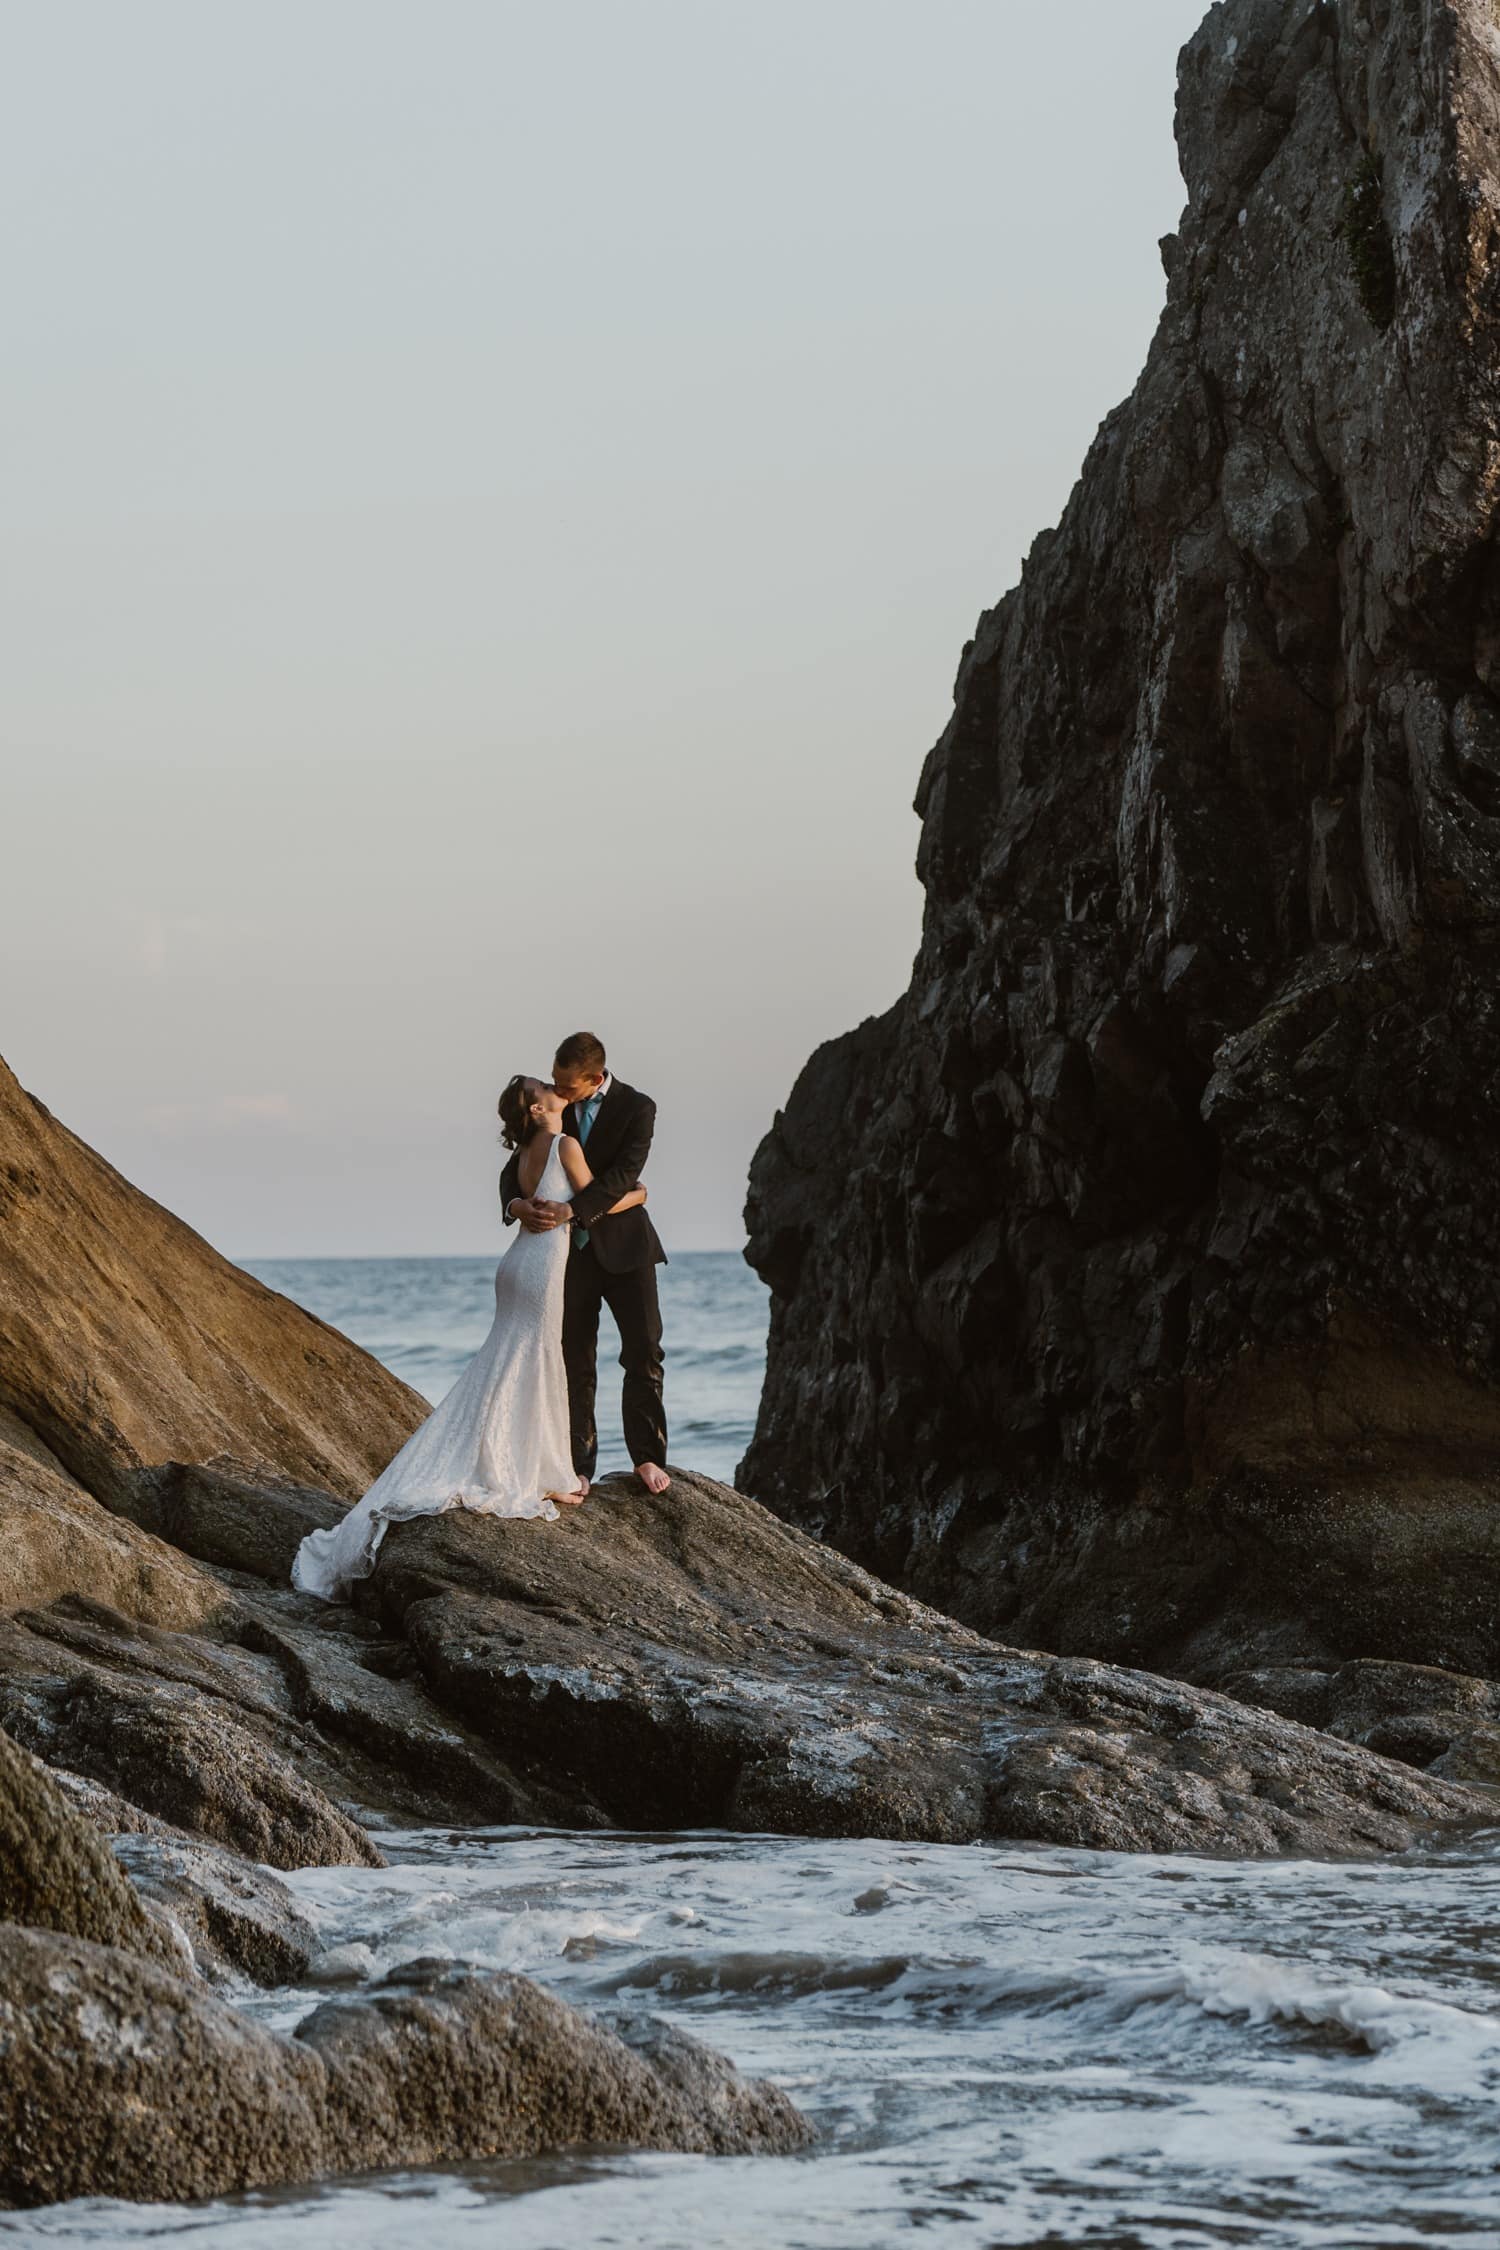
[0,1052,426,1514]
[0,1042,1488,1888]
[0,1704,808,2208]
[0,1582,577,1852]
[0,1404,222,1627]
[0,1724,181,1969]
[366,1470,1482,1856]
[0,1660,383,1871]
[111,1833,319,1987]
[742,0,1500,1684]
[0,1050,581,1844]
[1223,1654,1500,1784]
[0,1934,809,2209]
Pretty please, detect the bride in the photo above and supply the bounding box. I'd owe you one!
[291,1075,649,1602]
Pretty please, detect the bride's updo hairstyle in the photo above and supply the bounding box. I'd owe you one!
[498,1074,539,1151]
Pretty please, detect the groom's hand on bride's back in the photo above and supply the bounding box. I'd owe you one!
[509,1196,562,1233]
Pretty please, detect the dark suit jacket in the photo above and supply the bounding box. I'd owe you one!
[499,1077,667,1274]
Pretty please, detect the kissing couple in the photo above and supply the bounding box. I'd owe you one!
[293,1032,668,1602]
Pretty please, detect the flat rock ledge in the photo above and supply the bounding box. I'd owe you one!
[367,1471,1485,1856]
[0,1934,810,2210]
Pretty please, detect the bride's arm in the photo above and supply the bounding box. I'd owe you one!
[557,1134,646,1214]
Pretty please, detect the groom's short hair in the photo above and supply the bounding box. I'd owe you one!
[555,1031,606,1076]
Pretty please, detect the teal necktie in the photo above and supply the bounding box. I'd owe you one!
[574,1094,602,1247]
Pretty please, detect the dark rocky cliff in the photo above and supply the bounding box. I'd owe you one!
[742,0,1500,1688]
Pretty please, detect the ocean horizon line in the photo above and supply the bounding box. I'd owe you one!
[239,1245,752,1265]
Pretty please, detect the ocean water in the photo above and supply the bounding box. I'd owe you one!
[18,1829,1500,2248]
[241,1250,768,1486]
[14,1257,1500,2247]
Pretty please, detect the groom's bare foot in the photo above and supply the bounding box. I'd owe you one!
[634,1461,670,1495]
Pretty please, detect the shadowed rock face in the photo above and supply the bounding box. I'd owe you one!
[367,1471,1481,1857]
[2,1736,314,1987]
[1221,1654,1500,1784]
[110,1832,320,1987]
[0,1582,584,1854]
[0,1934,810,2209]
[1,1661,383,1871]
[742,0,1500,1684]
[0,1725,180,1969]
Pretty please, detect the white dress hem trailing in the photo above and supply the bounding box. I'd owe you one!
[292,1133,578,1602]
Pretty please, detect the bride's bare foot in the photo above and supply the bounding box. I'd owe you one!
[552,1479,588,1506]
[634,1461,670,1495]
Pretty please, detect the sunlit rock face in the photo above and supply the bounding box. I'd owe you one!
[742,0,1500,1685]
[0,1050,428,1513]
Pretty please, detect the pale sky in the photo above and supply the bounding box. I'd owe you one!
[3,0,1205,1254]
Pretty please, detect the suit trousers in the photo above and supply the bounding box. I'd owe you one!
[562,1241,667,1478]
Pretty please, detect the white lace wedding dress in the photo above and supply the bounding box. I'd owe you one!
[292,1133,578,1602]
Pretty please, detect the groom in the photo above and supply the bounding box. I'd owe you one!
[501,1032,670,1497]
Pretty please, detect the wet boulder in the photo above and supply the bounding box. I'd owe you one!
[112,1832,319,1987]
[0,1933,809,2210]
[0,1659,382,1871]
[0,1723,180,1968]
[1222,1655,1500,1787]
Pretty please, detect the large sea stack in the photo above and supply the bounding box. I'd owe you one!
[743,0,1500,1688]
